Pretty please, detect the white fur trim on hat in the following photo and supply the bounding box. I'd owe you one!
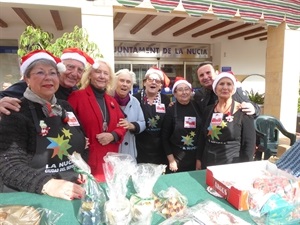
[60,52,87,66]
[172,80,192,94]
[212,72,237,94]
[145,68,164,81]
[92,62,99,69]
[20,52,57,75]
[57,62,66,73]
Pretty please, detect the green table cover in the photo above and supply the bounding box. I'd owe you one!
[0,170,255,224]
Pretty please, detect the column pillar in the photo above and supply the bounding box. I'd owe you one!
[264,22,300,133]
[81,1,115,68]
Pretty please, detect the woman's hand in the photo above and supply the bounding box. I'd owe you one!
[169,161,178,172]
[42,179,85,201]
[167,154,178,172]
[118,118,135,131]
[84,137,89,149]
[196,160,202,170]
[96,133,114,145]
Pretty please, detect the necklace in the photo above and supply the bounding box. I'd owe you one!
[99,102,108,132]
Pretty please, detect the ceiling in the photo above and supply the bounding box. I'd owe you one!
[113,6,268,45]
[0,3,268,46]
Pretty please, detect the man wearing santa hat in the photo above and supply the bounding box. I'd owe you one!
[0,48,92,115]
[195,62,260,117]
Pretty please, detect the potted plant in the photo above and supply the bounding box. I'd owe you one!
[247,89,265,105]
[247,89,265,114]
[18,25,102,58]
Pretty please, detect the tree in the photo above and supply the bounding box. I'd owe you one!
[18,25,102,59]
[18,26,54,57]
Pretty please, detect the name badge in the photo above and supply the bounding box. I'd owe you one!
[184,117,196,128]
[211,113,223,126]
[156,103,166,113]
[66,112,80,126]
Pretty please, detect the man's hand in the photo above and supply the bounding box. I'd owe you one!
[0,97,21,115]
[239,102,255,115]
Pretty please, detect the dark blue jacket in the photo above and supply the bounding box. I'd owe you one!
[0,80,77,101]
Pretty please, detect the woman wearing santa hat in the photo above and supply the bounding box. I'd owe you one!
[68,58,126,182]
[162,77,201,173]
[197,72,256,169]
[133,67,170,165]
[0,48,91,115]
[0,50,88,200]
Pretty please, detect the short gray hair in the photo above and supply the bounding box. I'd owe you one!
[23,59,58,78]
[115,69,136,84]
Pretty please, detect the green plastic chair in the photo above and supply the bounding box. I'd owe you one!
[254,115,296,160]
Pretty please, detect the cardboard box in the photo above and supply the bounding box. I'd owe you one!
[206,161,279,211]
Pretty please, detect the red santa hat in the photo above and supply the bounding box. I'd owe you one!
[212,72,237,94]
[60,48,98,69]
[20,50,62,75]
[172,76,192,94]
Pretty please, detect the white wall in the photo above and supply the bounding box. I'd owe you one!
[214,37,266,75]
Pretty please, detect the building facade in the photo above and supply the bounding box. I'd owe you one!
[0,0,299,132]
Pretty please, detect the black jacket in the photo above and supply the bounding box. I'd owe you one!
[193,86,260,117]
[0,80,77,101]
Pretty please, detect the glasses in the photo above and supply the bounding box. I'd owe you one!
[31,71,58,77]
[176,88,191,93]
[146,78,161,84]
[66,64,85,75]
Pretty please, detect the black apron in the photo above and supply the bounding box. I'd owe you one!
[170,102,201,171]
[29,102,85,182]
[2,102,86,192]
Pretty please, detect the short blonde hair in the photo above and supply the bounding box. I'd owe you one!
[80,58,115,95]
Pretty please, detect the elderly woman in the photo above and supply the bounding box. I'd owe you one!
[0,50,87,200]
[133,67,170,165]
[113,69,145,160]
[162,78,201,173]
[197,72,256,169]
[68,58,126,182]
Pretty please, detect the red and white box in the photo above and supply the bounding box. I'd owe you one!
[206,161,279,211]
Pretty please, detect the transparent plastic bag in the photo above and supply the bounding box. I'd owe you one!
[160,200,251,225]
[154,187,188,219]
[105,198,131,225]
[102,152,136,225]
[0,205,62,225]
[248,172,300,225]
[130,163,166,225]
[68,152,107,225]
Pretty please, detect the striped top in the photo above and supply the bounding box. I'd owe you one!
[276,140,300,178]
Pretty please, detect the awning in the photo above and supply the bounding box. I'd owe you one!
[116,0,300,29]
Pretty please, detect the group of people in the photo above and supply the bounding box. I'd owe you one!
[0,47,259,201]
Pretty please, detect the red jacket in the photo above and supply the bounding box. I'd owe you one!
[68,85,126,182]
